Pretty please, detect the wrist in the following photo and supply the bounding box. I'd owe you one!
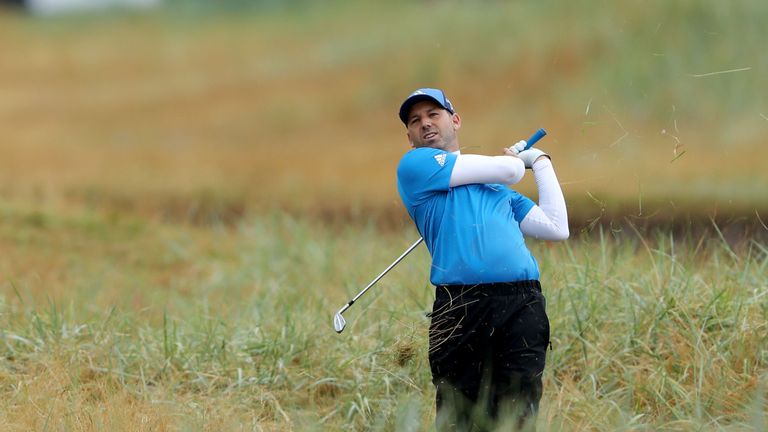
[531,156,552,171]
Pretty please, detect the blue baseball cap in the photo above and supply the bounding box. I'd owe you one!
[398,88,455,125]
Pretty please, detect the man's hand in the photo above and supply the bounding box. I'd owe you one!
[503,146,520,157]
[517,148,550,169]
[506,140,528,155]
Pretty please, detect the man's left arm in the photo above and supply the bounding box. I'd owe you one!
[519,157,569,241]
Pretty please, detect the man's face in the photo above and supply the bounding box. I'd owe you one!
[405,100,461,152]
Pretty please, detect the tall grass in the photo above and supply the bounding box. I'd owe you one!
[1,207,766,430]
[545,226,768,430]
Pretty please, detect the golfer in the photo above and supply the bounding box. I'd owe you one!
[396,88,569,431]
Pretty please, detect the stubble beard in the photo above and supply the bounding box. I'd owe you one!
[433,129,457,152]
[412,124,458,152]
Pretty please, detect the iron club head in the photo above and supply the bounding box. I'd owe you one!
[333,312,347,333]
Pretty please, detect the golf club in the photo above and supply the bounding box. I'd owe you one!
[333,237,423,333]
[333,128,547,334]
[525,128,547,150]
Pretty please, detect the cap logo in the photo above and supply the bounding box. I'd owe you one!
[434,153,447,167]
[399,88,453,124]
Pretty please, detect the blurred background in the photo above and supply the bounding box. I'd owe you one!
[1,0,766,232]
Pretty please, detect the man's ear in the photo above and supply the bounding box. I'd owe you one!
[406,131,415,148]
[452,113,462,131]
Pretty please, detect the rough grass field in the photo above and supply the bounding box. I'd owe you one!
[1,206,766,430]
[1,1,767,430]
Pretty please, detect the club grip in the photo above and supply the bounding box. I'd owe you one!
[524,128,547,150]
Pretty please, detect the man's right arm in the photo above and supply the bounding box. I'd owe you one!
[449,155,525,187]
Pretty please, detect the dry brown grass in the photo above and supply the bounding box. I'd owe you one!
[0,353,304,431]
[1,5,766,229]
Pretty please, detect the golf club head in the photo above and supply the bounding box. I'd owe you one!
[333,312,346,333]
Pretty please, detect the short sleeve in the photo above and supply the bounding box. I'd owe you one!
[396,148,457,207]
[508,190,536,223]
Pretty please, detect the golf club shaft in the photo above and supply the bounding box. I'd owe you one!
[336,237,424,315]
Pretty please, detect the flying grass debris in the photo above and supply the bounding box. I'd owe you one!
[756,210,768,232]
[669,151,687,163]
[394,341,417,367]
[689,67,751,78]
[605,106,629,148]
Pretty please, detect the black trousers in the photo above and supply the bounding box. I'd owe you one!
[428,281,549,431]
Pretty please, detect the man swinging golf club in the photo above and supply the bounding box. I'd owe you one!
[396,88,569,431]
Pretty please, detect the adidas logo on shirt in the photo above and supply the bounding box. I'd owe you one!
[434,153,447,167]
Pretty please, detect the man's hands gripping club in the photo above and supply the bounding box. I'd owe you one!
[505,138,550,169]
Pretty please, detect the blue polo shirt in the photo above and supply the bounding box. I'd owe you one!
[396,147,538,285]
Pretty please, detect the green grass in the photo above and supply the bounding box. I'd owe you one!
[1,206,766,430]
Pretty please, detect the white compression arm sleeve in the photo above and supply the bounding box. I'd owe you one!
[449,154,526,187]
[520,158,569,241]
